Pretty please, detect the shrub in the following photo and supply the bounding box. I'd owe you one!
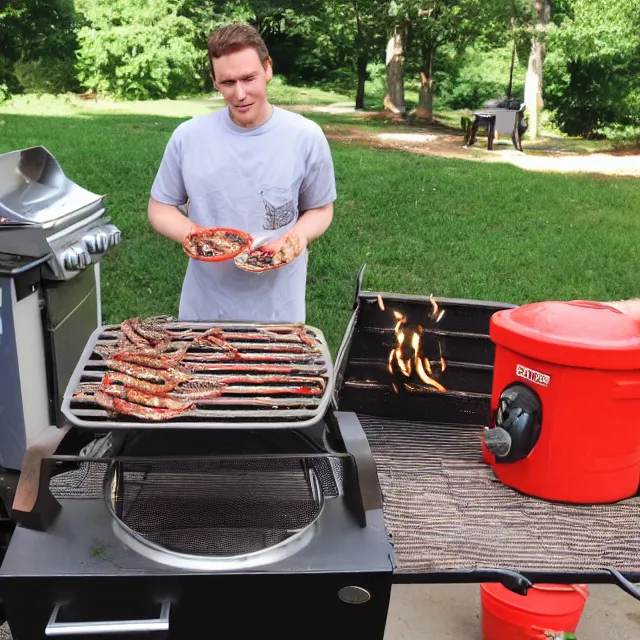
[14,57,80,95]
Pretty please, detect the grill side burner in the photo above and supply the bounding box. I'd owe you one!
[61,322,334,429]
[333,274,640,597]
[360,416,640,575]
[335,290,512,425]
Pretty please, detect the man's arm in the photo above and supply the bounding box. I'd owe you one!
[604,298,640,322]
[148,197,195,244]
[292,202,334,245]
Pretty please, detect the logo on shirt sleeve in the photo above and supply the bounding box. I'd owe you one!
[261,191,296,230]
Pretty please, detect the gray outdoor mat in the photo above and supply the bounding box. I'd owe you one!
[49,434,112,500]
[358,415,640,574]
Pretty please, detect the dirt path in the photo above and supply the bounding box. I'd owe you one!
[305,103,640,178]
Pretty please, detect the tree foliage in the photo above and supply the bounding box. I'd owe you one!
[74,0,202,99]
[545,0,640,137]
[1,0,639,135]
[388,0,518,119]
[0,0,79,95]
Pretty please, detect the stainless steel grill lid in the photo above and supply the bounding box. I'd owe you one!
[0,146,121,280]
[62,321,334,429]
[105,458,337,570]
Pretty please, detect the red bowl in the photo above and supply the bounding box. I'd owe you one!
[182,227,253,262]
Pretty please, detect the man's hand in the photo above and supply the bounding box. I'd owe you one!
[260,202,333,258]
[604,298,640,322]
[260,228,307,257]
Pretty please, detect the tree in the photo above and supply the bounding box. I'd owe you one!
[523,0,550,139]
[342,0,389,109]
[384,24,405,115]
[400,0,515,121]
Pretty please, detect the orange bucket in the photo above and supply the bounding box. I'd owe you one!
[480,583,589,639]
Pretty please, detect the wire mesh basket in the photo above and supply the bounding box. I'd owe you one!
[104,457,338,570]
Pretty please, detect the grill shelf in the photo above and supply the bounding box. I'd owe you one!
[61,321,334,429]
[359,414,640,576]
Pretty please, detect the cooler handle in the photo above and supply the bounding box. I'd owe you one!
[614,381,640,400]
[45,602,170,636]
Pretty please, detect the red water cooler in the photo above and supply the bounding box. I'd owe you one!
[482,300,640,504]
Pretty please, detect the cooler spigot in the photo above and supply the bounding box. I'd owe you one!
[487,384,542,463]
[483,427,512,457]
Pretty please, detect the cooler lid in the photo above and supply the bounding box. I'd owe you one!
[490,300,640,370]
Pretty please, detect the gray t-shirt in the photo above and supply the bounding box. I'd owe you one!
[150,105,337,323]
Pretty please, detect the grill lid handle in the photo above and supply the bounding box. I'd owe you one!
[45,602,170,636]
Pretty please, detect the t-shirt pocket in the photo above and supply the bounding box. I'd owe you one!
[258,186,299,231]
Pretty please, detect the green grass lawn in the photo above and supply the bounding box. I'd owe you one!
[2,93,640,353]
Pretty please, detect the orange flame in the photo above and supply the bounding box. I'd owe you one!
[377,295,385,311]
[429,294,446,323]
[429,294,438,316]
[388,308,447,393]
[416,357,447,392]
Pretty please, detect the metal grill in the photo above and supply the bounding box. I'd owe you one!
[106,458,337,558]
[61,321,333,429]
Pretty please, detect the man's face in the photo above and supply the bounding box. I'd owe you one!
[212,47,273,129]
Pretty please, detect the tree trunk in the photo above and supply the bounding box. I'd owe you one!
[506,24,516,99]
[355,54,367,110]
[413,43,435,121]
[524,0,550,139]
[383,25,405,115]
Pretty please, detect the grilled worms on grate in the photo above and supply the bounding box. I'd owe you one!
[101,384,196,411]
[103,372,180,395]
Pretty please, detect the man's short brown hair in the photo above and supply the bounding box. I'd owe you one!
[208,23,270,79]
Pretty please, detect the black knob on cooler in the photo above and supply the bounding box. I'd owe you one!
[491,384,542,463]
[483,427,512,457]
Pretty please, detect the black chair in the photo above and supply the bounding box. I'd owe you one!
[465,113,497,150]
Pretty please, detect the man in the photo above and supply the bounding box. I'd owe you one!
[148,23,336,322]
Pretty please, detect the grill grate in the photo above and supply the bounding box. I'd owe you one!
[359,415,640,575]
[107,458,338,557]
[61,321,333,429]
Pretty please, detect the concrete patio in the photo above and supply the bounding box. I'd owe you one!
[385,584,640,639]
